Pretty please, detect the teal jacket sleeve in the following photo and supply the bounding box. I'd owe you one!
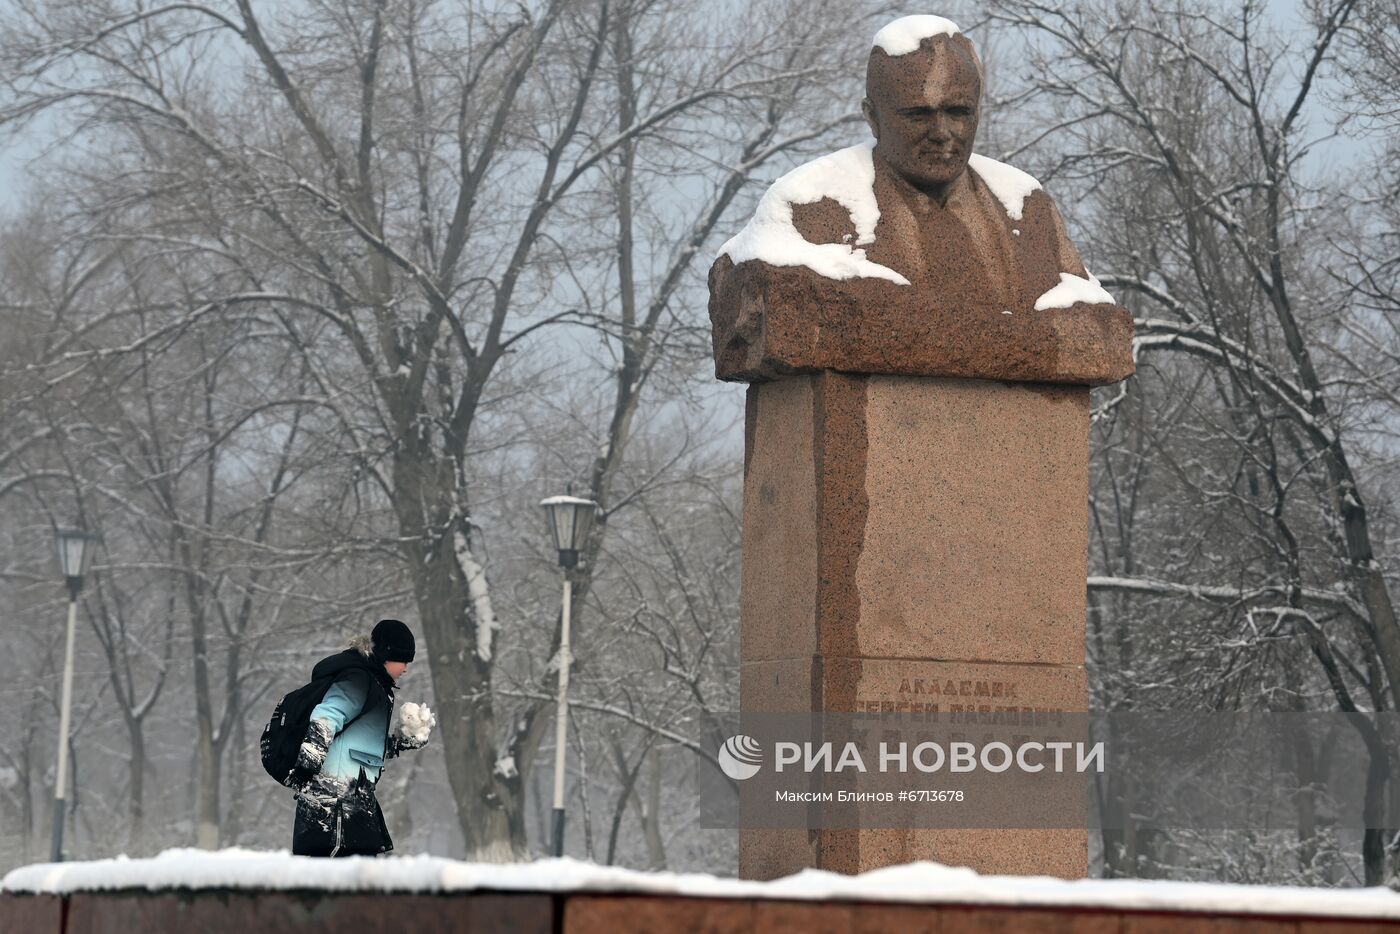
[309,671,369,734]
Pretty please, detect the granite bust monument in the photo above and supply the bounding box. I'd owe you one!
[713,16,1136,880]
[710,15,1133,385]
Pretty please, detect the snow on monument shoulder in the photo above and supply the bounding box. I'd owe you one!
[967,154,1042,222]
[718,143,910,286]
[872,15,961,55]
[5,849,1400,919]
[1034,271,1116,310]
[720,147,1049,283]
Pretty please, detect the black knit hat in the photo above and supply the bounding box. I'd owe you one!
[372,618,415,663]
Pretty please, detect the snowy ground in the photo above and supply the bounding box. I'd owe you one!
[4,850,1400,920]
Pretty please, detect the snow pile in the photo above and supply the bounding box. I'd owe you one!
[1034,271,1116,310]
[718,143,911,286]
[872,15,961,56]
[967,155,1042,221]
[398,703,436,744]
[5,849,1400,920]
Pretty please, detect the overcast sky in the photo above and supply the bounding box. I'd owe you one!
[0,0,1376,215]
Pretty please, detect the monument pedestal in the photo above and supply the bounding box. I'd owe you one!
[737,371,1101,879]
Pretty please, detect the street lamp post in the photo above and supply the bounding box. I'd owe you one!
[539,494,598,858]
[52,526,95,864]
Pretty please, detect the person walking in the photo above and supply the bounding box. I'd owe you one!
[288,619,430,857]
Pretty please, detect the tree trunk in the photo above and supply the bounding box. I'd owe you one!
[642,747,666,870]
[393,438,524,859]
[409,545,521,858]
[194,732,220,850]
[224,716,247,844]
[127,723,145,849]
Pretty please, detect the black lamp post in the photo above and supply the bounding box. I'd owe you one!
[52,526,96,863]
[539,495,597,857]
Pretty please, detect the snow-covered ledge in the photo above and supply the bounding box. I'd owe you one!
[4,849,1400,921]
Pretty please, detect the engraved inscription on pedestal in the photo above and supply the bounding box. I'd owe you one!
[850,660,1086,719]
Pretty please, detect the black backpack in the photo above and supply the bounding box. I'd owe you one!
[259,673,369,785]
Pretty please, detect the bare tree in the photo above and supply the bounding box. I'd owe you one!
[0,0,875,858]
[987,0,1400,882]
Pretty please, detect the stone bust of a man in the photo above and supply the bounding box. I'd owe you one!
[709,15,1132,385]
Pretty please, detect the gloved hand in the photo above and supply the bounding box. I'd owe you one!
[387,733,428,759]
[387,703,434,758]
[285,718,334,789]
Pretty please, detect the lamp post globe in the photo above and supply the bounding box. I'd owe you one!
[540,495,598,569]
[539,494,597,857]
[55,526,95,600]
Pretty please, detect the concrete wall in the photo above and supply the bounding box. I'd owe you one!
[4,890,1399,933]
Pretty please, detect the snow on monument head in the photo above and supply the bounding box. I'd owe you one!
[864,16,983,197]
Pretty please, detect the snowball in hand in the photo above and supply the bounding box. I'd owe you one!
[398,702,436,743]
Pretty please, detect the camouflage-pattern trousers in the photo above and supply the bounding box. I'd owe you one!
[291,769,393,857]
